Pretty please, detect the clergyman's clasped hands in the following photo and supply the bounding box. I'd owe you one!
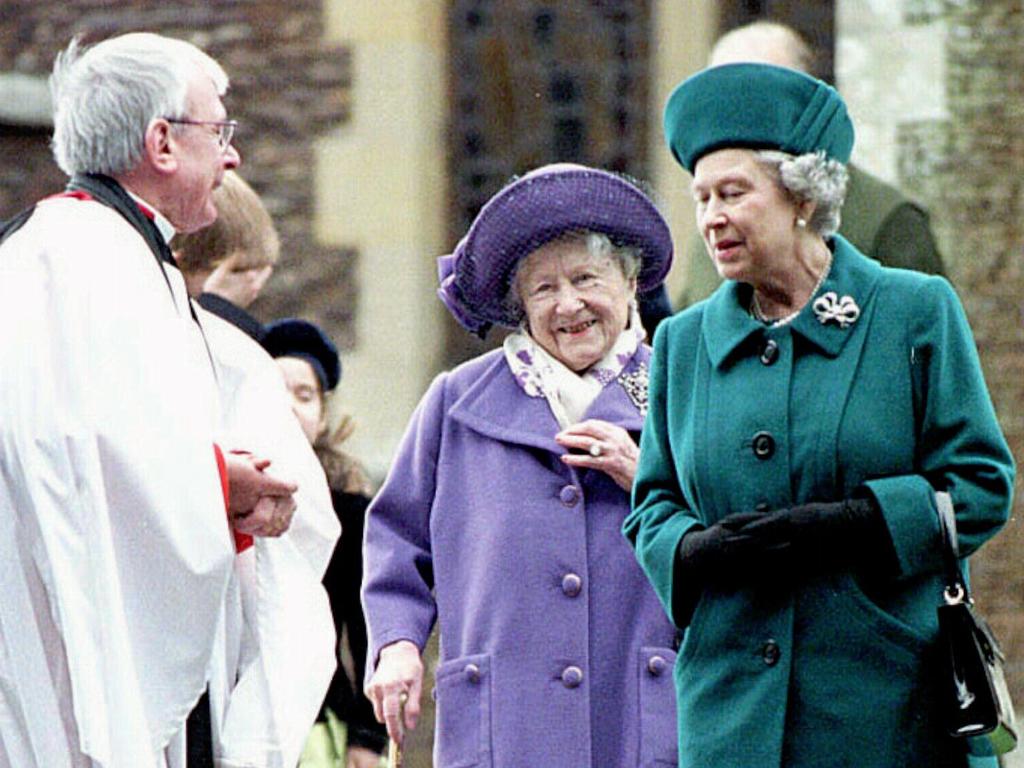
[224,450,298,538]
[676,496,886,585]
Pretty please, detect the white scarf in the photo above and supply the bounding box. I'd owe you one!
[503,306,645,429]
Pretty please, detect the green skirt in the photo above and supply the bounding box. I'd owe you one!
[299,709,348,768]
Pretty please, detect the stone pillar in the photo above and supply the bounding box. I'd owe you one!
[318,0,448,478]
[839,0,1024,718]
[836,0,947,183]
[648,0,716,302]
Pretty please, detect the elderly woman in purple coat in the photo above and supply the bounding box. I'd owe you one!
[361,164,679,767]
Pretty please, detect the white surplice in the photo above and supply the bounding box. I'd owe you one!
[0,198,235,768]
[198,311,338,768]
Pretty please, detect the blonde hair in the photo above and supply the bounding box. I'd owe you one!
[172,171,280,272]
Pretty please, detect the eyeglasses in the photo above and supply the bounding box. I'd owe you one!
[165,117,238,151]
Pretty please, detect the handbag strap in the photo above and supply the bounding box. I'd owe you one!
[936,491,969,604]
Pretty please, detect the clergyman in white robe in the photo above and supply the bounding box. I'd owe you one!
[0,195,235,768]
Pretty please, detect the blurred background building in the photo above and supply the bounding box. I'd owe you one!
[1,1,1023,765]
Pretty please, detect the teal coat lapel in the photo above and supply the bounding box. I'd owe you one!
[700,234,882,367]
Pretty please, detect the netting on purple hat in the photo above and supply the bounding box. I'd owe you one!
[437,163,673,337]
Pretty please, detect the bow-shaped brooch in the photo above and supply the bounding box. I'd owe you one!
[812,291,860,328]
[619,363,649,417]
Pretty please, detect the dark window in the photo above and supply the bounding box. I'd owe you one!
[446,0,651,362]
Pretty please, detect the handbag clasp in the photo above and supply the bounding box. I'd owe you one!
[944,583,967,606]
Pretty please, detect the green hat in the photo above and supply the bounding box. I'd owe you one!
[664,63,855,173]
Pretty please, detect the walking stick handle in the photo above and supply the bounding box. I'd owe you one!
[386,691,408,768]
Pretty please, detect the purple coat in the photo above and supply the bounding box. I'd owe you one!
[363,346,678,767]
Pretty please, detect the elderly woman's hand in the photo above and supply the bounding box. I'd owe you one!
[365,640,423,745]
[557,419,639,491]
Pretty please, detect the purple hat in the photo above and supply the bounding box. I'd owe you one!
[437,163,674,336]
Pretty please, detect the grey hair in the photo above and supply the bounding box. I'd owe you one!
[504,230,641,322]
[754,150,848,237]
[50,33,229,176]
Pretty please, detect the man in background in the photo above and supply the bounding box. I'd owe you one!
[678,20,945,307]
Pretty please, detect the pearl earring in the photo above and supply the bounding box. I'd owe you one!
[796,217,807,229]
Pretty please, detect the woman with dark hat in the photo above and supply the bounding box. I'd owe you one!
[262,319,388,768]
[361,164,679,767]
[625,63,1014,767]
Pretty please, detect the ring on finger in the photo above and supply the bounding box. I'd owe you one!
[589,442,604,458]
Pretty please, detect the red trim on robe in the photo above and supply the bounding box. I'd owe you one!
[214,443,253,553]
[40,190,156,222]
[41,190,95,203]
[133,200,156,220]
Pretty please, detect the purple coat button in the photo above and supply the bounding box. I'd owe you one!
[561,573,583,597]
[647,655,667,676]
[464,663,481,683]
[561,665,583,688]
[559,485,580,507]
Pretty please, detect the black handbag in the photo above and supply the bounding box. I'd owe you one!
[935,491,1017,756]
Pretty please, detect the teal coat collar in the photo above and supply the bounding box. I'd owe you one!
[701,234,883,368]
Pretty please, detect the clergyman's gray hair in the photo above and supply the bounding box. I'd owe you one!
[754,150,848,237]
[50,33,229,176]
[504,230,641,322]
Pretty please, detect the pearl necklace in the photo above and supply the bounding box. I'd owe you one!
[750,251,833,328]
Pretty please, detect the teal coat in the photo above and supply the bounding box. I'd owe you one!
[625,236,1014,768]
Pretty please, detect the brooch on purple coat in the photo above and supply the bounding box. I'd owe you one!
[618,362,649,417]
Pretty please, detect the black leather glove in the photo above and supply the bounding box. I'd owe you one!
[673,511,772,622]
[676,511,768,584]
[732,496,895,573]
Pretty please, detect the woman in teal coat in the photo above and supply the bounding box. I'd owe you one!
[624,63,1015,768]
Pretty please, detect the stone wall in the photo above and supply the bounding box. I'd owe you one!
[0,0,355,343]
[839,0,1024,710]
